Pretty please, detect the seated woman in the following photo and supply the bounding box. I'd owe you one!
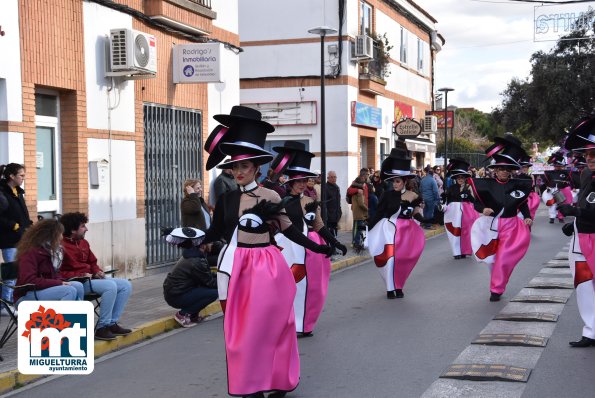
[14,219,84,303]
[162,227,218,328]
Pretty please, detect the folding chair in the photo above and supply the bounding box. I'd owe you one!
[68,269,118,325]
[0,261,36,361]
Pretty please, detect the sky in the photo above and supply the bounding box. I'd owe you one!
[412,0,586,113]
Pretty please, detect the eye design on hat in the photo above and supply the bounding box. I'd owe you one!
[510,190,526,199]
[304,212,316,222]
[238,213,264,229]
[587,192,595,204]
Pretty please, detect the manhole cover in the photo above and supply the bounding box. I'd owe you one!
[440,364,531,382]
[472,333,547,347]
[510,295,568,304]
[526,281,573,289]
[494,312,558,322]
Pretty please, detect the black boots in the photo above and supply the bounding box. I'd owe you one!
[387,289,404,299]
[454,255,467,259]
[489,292,502,302]
[569,336,595,347]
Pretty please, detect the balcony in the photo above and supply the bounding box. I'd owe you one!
[358,45,387,96]
[188,0,211,8]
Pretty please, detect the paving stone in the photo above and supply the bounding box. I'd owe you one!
[440,363,531,382]
[501,302,565,315]
[510,295,568,304]
[493,312,558,322]
[480,320,556,338]
[538,267,573,276]
[526,277,573,289]
[422,379,526,398]
[517,287,574,298]
[554,252,569,260]
[453,345,543,370]
[472,334,547,347]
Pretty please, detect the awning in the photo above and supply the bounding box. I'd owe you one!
[405,138,436,153]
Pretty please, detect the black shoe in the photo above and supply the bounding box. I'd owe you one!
[454,255,463,259]
[569,336,595,347]
[549,218,554,224]
[95,326,117,341]
[243,394,265,398]
[268,392,287,398]
[489,292,502,302]
[387,290,397,299]
[461,255,467,259]
[395,289,404,298]
[297,331,313,338]
[110,323,132,336]
[558,218,565,223]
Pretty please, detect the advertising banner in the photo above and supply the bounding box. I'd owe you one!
[427,110,454,129]
[173,43,223,83]
[351,101,382,129]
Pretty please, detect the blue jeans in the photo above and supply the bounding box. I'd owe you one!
[166,287,218,316]
[1,248,17,303]
[17,282,84,303]
[423,200,437,224]
[352,220,366,247]
[84,278,132,328]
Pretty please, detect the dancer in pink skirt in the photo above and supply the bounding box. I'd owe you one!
[542,152,573,224]
[470,135,533,302]
[368,147,426,299]
[516,155,540,221]
[202,106,331,398]
[443,158,479,259]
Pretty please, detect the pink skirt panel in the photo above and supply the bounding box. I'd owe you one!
[527,192,540,220]
[302,231,332,333]
[461,202,480,255]
[490,217,531,294]
[393,219,425,289]
[225,246,299,396]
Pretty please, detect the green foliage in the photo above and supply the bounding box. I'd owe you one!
[492,10,594,147]
[368,32,393,79]
[437,137,481,154]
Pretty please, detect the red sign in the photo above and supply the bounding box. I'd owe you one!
[394,101,413,121]
[428,110,454,129]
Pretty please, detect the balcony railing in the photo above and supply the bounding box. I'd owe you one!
[359,44,387,80]
[188,0,211,9]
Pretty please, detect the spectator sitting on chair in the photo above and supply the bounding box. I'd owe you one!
[59,212,132,341]
[14,219,84,303]
[162,227,217,328]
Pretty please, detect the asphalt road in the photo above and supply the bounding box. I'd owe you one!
[8,210,594,398]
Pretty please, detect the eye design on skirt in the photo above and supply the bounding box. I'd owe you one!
[510,190,526,199]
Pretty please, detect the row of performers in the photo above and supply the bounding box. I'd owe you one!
[369,117,595,350]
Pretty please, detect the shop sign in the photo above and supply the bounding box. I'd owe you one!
[173,43,223,83]
[394,118,422,138]
[351,101,382,129]
[427,110,454,129]
[534,4,595,42]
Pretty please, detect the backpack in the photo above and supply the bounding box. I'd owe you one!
[345,192,352,204]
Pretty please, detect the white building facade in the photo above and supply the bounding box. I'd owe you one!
[238,0,444,229]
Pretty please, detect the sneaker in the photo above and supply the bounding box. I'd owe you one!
[110,323,132,336]
[174,311,196,328]
[95,326,117,341]
[189,314,205,324]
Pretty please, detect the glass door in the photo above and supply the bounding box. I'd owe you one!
[35,118,61,217]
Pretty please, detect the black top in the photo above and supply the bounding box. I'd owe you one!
[397,198,423,220]
[576,169,595,234]
[470,178,532,219]
[570,170,583,190]
[369,190,401,228]
[0,181,33,249]
[284,194,305,232]
[163,248,217,302]
[544,170,571,189]
[325,182,342,224]
[445,183,474,204]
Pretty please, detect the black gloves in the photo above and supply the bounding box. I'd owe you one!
[318,227,348,256]
[282,225,333,257]
[562,222,574,237]
[558,204,580,217]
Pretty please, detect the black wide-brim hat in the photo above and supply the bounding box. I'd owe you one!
[204,125,235,171]
[547,152,566,166]
[381,148,415,181]
[447,157,471,178]
[272,141,317,182]
[572,155,587,167]
[485,135,526,170]
[215,106,275,169]
[565,116,595,152]
[519,155,533,167]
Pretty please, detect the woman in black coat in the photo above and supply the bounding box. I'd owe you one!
[0,163,33,302]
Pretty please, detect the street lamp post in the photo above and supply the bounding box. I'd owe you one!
[437,87,454,168]
[308,26,337,224]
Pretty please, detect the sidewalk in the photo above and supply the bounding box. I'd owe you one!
[0,226,444,392]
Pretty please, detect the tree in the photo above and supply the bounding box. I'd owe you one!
[493,9,594,148]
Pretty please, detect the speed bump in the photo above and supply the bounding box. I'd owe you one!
[511,295,568,304]
[554,253,569,260]
[440,364,531,382]
[544,261,570,269]
[472,333,548,347]
[526,281,573,289]
[494,312,558,322]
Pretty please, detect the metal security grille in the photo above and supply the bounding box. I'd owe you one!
[144,104,202,268]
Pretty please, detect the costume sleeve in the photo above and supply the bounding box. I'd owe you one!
[281,225,328,253]
[312,205,324,232]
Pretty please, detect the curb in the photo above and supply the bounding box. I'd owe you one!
[0,227,444,393]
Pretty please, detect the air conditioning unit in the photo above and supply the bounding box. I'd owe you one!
[108,28,157,76]
[352,35,373,60]
[423,115,438,133]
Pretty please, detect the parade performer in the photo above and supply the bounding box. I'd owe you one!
[542,152,572,223]
[470,136,533,302]
[368,148,426,299]
[517,155,540,220]
[443,158,479,259]
[271,141,347,337]
[202,106,332,398]
[558,116,595,347]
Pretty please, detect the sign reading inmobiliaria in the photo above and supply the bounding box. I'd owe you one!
[18,301,94,375]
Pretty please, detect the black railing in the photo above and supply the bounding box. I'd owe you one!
[188,0,212,9]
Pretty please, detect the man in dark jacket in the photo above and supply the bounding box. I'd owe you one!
[325,171,342,237]
[213,169,238,203]
[163,227,218,328]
